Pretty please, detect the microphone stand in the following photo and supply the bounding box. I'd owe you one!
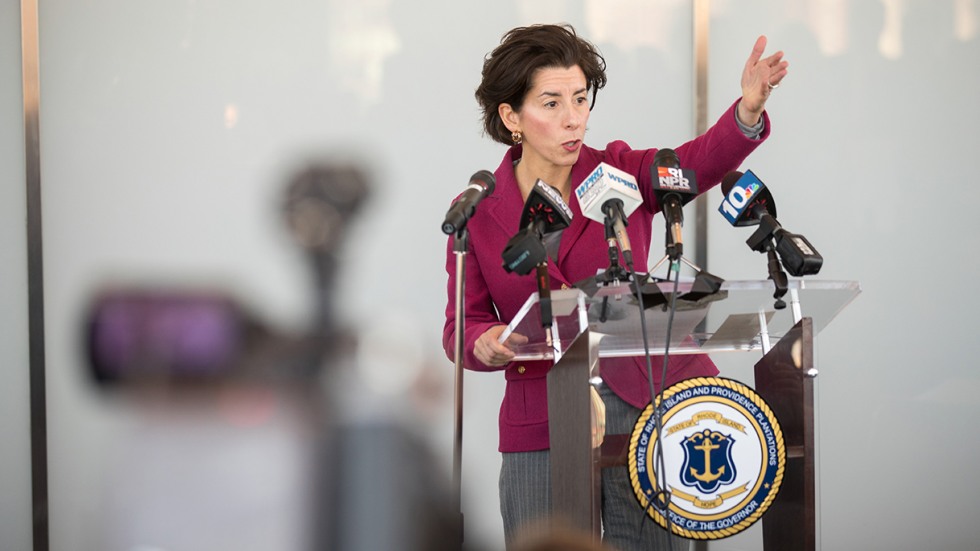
[593,218,631,323]
[451,228,468,546]
[650,231,708,279]
[649,228,726,285]
[765,246,789,310]
[649,253,709,279]
[600,217,631,282]
[746,217,788,310]
[535,263,554,348]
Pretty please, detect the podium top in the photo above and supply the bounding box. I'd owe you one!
[499,279,860,361]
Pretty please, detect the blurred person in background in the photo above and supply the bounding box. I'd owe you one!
[86,163,461,551]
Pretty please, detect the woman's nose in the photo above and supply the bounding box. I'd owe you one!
[565,109,581,129]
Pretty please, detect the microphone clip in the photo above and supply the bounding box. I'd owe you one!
[598,216,631,284]
[766,247,789,310]
[746,214,781,253]
[747,213,823,283]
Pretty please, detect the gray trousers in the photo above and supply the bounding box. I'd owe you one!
[499,384,690,551]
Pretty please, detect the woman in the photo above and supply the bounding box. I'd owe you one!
[443,23,787,550]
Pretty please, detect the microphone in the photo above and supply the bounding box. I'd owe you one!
[650,149,698,259]
[501,180,572,347]
[574,162,642,267]
[718,169,776,226]
[718,170,823,277]
[441,170,496,235]
[502,180,572,275]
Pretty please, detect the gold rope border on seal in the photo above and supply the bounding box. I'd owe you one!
[627,376,787,540]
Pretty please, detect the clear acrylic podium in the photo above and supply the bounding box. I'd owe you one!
[499,278,860,550]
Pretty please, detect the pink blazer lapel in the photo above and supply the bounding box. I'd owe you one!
[484,179,523,238]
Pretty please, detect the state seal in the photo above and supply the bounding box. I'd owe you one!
[628,377,785,539]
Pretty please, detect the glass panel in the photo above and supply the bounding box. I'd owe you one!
[504,279,860,360]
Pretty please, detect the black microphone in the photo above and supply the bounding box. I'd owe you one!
[441,170,496,235]
[718,170,823,277]
[501,180,572,347]
[502,180,572,275]
[650,148,698,259]
[719,170,776,226]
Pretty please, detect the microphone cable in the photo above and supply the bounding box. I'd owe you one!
[631,258,683,546]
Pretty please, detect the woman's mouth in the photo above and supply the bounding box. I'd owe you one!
[562,140,581,152]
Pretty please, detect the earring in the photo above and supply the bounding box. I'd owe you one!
[511,130,523,145]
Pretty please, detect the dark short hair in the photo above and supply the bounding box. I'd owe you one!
[475,24,607,145]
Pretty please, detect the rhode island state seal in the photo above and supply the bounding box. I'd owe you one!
[628,377,786,540]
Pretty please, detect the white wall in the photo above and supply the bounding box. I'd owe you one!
[706,2,980,550]
[2,1,979,550]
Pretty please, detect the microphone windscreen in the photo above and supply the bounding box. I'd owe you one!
[721,171,744,196]
[574,163,642,224]
[519,179,573,233]
[471,169,496,194]
[653,148,679,168]
[717,169,776,227]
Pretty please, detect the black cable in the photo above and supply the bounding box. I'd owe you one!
[632,258,682,546]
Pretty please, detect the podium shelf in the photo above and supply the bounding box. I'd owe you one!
[499,279,861,361]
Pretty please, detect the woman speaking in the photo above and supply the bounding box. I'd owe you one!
[443,23,787,551]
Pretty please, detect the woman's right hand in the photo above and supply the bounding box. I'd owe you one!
[474,325,528,367]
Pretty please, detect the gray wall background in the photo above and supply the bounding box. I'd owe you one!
[3,0,979,549]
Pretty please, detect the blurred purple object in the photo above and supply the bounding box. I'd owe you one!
[88,290,243,382]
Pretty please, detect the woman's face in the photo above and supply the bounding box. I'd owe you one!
[502,65,591,174]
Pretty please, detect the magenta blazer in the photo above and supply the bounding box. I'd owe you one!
[444,100,770,452]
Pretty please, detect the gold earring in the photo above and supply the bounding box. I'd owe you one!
[511,130,523,145]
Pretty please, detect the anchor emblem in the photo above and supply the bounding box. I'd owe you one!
[680,429,737,494]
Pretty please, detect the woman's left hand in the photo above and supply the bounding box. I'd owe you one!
[738,35,789,126]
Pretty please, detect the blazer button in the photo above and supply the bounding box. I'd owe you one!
[517,366,526,374]
[561,283,569,290]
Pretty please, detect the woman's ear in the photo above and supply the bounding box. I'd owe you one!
[498,103,520,132]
